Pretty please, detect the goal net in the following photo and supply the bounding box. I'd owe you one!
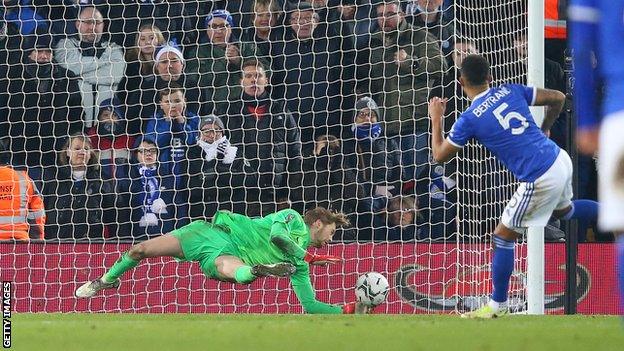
[0,0,531,314]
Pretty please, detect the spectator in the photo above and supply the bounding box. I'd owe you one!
[42,133,116,240]
[452,38,479,71]
[224,59,303,216]
[513,33,567,147]
[343,97,403,211]
[31,0,76,39]
[349,0,380,49]
[186,9,265,116]
[370,195,418,241]
[436,38,479,121]
[306,0,341,27]
[187,115,254,219]
[1,0,48,65]
[304,0,357,48]
[356,0,445,181]
[1,0,48,36]
[106,0,206,49]
[414,193,457,241]
[54,5,126,127]
[336,0,358,41]
[154,42,201,114]
[241,0,285,65]
[302,134,358,215]
[115,23,165,136]
[86,97,134,181]
[124,24,165,82]
[271,2,354,153]
[217,0,255,34]
[118,41,200,136]
[118,138,176,240]
[0,32,83,171]
[144,83,199,179]
[144,83,199,226]
[404,0,454,60]
[0,141,45,241]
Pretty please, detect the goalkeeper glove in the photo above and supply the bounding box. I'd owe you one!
[342,302,372,314]
[304,252,341,266]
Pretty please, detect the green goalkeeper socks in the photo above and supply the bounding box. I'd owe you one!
[102,252,139,283]
[234,266,256,284]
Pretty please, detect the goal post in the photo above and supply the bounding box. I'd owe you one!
[527,0,545,315]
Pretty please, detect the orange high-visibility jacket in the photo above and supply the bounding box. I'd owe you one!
[0,166,45,240]
[545,0,567,39]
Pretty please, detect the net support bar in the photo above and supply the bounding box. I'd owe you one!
[527,0,545,315]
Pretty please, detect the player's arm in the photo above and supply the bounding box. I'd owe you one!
[269,211,340,265]
[429,97,462,163]
[532,88,566,133]
[290,264,369,314]
[269,225,306,260]
[568,0,600,154]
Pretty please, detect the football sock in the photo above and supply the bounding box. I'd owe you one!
[234,265,256,284]
[562,200,599,222]
[491,235,515,306]
[102,252,139,283]
[617,235,624,315]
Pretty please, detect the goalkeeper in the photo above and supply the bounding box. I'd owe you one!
[76,207,371,314]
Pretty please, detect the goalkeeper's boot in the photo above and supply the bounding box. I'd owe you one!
[251,263,296,278]
[75,278,121,298]
[461,305,508,319]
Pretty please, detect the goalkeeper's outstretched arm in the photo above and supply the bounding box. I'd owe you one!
[270,222,369,314]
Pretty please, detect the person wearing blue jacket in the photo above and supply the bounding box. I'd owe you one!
[144,82,199,227]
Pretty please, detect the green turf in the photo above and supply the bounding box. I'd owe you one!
[8,314,624,351]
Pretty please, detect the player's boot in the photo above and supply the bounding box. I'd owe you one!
[251,263,296,278]
[461,305,508,319]
[75,278,121,298]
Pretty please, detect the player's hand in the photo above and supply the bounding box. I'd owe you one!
[342,302,373,314]
[576,128,600,155]
[304,252,341,266]
[225,44,241,65]
[428,97,448,122]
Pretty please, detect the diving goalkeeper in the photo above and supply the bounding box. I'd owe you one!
[76,207,371,314]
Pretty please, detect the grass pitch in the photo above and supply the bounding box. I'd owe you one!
[10,313,624,351]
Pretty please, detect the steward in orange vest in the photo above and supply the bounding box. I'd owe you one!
[0,143,45,240]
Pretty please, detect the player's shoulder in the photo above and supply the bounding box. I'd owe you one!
[271,209,304,223]
[499,83,525,94]
[458,108,476,120]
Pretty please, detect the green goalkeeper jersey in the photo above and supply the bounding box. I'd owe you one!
[211,209,343,314]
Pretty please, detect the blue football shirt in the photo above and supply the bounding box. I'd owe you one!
[447,84,561,182]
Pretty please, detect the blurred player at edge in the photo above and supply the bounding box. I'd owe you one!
[569,0,624,313]
[429,54,599,319]
[76,207,372,314]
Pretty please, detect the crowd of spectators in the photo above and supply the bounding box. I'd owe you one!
[0,0,549,242]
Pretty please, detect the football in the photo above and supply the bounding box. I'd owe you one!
[355,272,390,307]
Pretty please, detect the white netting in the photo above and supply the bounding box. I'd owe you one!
[454,0,528,313]
[0,0,529,314]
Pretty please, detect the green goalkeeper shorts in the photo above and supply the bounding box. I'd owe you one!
[170,220,240,278]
